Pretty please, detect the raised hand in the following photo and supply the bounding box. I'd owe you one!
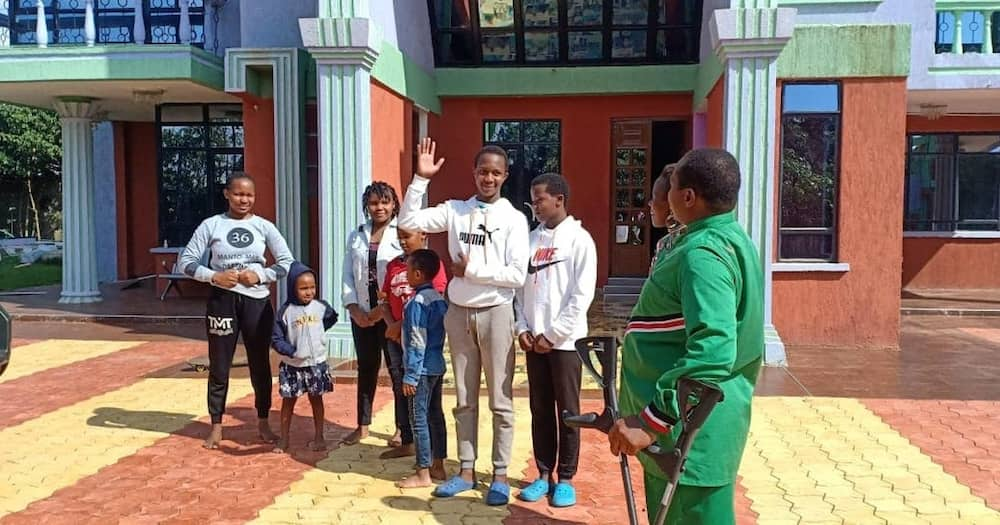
[416,137,446,179]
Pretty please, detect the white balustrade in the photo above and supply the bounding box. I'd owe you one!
[180,0,191,44]
[133,1,146,45]
[35,0,47,48]
[84,0,96,47]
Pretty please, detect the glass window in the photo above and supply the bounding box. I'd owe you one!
[905,134,1000,232]
[483,120,561,223]
[778,83,841,261]
[157,104,245,246]
[428,0,702,66]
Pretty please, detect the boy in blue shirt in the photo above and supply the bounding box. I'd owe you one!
[396,249,449,488]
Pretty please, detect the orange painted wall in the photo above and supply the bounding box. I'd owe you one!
[901,115,1000,289]
[116,122,158,278]
[772,78,907,348]
[706,78,724,148]
[240,95,276,222]
[371,80,413,195]
[428,94,692,285]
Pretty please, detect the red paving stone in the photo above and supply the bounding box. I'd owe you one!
[0,341,202,430]
[9,338,35,347]
[2,388,391,525]
[863,398,1000,511]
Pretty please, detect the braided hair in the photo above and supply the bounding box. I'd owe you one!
[362,181,400,220]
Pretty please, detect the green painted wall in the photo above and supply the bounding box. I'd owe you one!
[0,45,224,89]
[434,64,698,97]
[776,24,911,78]
[371,42,440,113]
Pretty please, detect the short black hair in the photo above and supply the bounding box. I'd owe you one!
[654,163,675,193]
[226,172,254,190]
[531,172,570,205]
[475,145,509,169]
[407,249,440,279]
[362,181,400,219]
[674,149,740,212]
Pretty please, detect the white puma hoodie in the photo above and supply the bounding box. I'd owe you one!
[514,216,598,351]
[398,175,530,308]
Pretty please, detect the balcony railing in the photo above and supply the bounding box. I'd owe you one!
[0,0,205,48]
[935,1,1000,54]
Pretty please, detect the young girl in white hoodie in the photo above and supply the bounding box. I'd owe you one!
[513,173,597,508]
[398,139,530,506]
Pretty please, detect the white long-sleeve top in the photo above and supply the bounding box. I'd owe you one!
[514,217,598,351]
[398,175,530,308]
[341,219,403,312]
[178,213,294,299]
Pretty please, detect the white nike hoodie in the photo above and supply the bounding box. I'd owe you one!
[514,216,598,351]
[398,175,530,308]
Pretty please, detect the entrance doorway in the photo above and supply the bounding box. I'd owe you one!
[609,119,686,277]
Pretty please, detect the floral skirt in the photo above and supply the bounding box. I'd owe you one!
[278,361,334,398]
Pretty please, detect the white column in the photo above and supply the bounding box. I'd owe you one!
[712,7,795,365]
[54,98,102,304]
[35,0,48,48]
[300,16,380,360]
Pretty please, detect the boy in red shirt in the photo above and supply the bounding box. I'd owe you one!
[379,225,448,459]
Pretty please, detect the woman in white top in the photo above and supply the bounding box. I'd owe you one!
[341,182,405,445]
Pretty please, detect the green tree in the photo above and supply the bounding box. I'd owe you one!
[0,104,61,239]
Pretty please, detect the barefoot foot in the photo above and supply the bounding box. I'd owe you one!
[203,424,223,450]
[258,420,279,443]
[340,427,368,445]
[387,430,402,448]
[396,471,433,488]
[272,439,289,454]
[430,465,447,481]
[309,439,328,452]
[379,444,415,459]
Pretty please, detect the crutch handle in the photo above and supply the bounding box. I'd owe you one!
[561,408,615,433]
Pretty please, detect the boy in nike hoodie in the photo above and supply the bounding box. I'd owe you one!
[272,262,338,453]
[398,138,530,505]
[513,173,597,508]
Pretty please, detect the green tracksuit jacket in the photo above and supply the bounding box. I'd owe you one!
[620,210,764,487]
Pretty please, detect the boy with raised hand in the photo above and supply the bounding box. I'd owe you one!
[398,138,530,506]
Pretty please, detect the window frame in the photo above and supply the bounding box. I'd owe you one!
[426,0,702,67]
[156,103,244,246]
[904,132,1000,233]
[777,80,843,263]
[482,118,562,221]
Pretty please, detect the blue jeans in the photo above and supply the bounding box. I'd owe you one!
[408,374,447,468]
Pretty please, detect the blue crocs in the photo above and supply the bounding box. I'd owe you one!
[516,478,550,502]
[432,475,476,498]
[485,480,510,506]
[550,482,576,508]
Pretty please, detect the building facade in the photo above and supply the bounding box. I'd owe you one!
[1,0,997,364]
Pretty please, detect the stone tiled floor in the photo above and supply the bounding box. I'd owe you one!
[4,317,1000,524]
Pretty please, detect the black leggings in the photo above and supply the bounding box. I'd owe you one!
[351,320,388,427]
[526,349,583,480]
[206,288,274,424]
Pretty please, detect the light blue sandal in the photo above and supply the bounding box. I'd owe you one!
[550,482,576,507]
[485,480,510,506]
[433,475,476,498]
[517,479,550,502]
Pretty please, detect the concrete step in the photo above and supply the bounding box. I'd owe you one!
[603,285,643,295]
[603,293,640,304]
[606,277,646,287]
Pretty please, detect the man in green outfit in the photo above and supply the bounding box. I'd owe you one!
[609,148,764,524]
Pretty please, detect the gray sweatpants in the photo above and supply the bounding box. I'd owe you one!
[444,302,516,475]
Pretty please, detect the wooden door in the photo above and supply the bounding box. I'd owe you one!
[610,120,652,277]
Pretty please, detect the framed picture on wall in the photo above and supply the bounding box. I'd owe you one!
[613,0,649,25]
[524,0,558,27]
[482,33,517,62]
[525,31,559,61]
[569,31,602,60]
[612,30,647,58]
[479,0,515,28]
[568,0,603,25]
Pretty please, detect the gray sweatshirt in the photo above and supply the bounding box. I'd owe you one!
[179,213,294,299]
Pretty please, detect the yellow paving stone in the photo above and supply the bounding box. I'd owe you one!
[0,377,241,518]
[740,397,1000,525]
[754,509,803,522]
[0,339,142,382]
[873,510,929,524]
[254,395,534,524]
